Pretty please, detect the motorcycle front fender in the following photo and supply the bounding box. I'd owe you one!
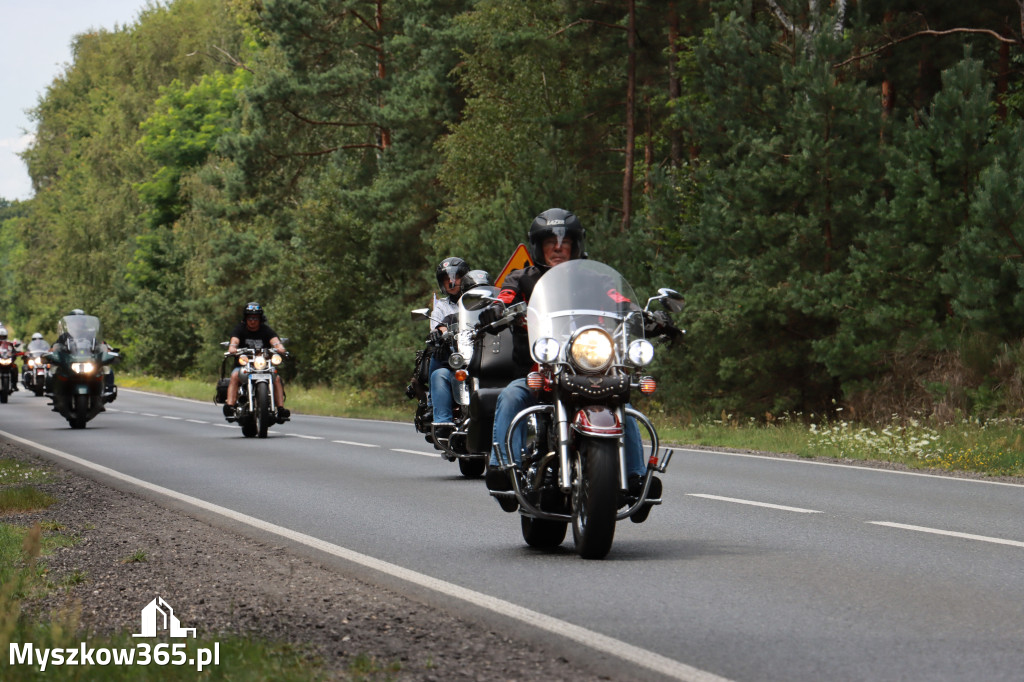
[571,405,623,438]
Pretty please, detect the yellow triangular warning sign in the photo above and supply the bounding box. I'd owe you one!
[495,244,533,288]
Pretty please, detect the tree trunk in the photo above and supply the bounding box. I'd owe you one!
[620,0,636,234]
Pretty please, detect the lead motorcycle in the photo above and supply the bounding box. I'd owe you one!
[409,270,525,478]
[483,260,683,559]
[45,314,120,428]
[216,341,289,438]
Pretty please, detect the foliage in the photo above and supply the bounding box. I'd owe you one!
[8,0,1024,421]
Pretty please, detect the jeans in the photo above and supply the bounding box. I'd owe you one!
[489,377,646,479]
[429,367,460,423]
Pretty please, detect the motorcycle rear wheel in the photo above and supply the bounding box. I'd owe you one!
[571,438,618,560]
[521,516,568,549]
[255,382,270,438]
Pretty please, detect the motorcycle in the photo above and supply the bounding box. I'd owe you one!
[482,260,683,559]
[409,271,526,478]
[22,338,51,397]
[0,340,21,403]
[45,314,120,428]
[216,341,288,438]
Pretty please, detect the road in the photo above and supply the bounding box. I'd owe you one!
[1,388,1022,681]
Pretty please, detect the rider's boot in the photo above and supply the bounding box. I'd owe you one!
[223,403,237,423]
[628,475,662,524]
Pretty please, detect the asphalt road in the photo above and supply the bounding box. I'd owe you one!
[1,388,1022,682]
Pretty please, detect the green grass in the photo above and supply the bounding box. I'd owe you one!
[0,459,52,486]
[121,548,148,564]
[121,375,1024,477]
[0,487,57,514]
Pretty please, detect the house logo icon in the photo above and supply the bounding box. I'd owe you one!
[133,596,197,638]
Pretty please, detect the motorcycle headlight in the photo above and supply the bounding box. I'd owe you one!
[532,337,560,364]
[71,362,96,374]
[0,358,10,366]
[627,339,655,367]
[271,353,282,366]
[252,355,268,370]
[568,328,614,373]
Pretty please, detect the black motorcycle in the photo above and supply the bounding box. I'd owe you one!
[0,341,19,403]
[45,314,120,428]
[215,342,288,438]
[484,260,683,559]
[409,272,525,478]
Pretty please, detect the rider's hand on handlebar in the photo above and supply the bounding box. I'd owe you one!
[428,329,445,345]
[477,302,505,328]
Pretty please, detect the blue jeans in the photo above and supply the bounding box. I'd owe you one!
[489,377,646,479]
[429,367,460,423]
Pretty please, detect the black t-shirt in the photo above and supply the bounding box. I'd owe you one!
[230,322,279,350]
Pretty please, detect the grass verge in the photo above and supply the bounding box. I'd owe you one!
[0,453,398,681]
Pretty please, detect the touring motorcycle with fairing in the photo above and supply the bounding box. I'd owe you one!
[483,260,683,559]
[45,314,120,428]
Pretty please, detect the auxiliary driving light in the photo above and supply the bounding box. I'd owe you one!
[627,339,655,367]
[532,337,560,364]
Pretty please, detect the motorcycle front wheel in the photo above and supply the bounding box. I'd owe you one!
[458,458,485,478]
[521,516,567,549]
[255,382,270,438]
[70,393,89,429]
[571,437,618,560]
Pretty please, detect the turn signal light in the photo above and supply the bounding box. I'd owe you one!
[639,376,657,394]
[526,372,544,390]
[455,369,468,382]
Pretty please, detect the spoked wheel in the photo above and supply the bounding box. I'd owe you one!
[521,516,568,549]
[571,438,618,560]
[255,383,270,438]
[458,458,485,478]
[70,393,89,429]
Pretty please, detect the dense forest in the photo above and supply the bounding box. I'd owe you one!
[3,0,1024,421]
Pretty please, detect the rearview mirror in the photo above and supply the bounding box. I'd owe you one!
[410,308,431,322]
[461,290,499,312]
[658,288,685,313]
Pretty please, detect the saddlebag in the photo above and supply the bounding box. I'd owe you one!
[558,373,631,405]
[214,378,230,405]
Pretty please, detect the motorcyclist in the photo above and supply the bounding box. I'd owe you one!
[0,326,19,391]
[427,257,470,439]
[223,302,290,422]
[480,208,667,520]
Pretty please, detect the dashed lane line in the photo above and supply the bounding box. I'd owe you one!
[391,448,442,458]
[868,521,1024,549]
[332,440,379,448]
[686,493,822,514]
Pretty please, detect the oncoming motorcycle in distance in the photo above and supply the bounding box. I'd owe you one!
[215,340,289,438]
[479,259,684,560]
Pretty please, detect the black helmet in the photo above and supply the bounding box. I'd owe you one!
[243,302,265,322]
[435,257,470,291]
[460,269,491,294]
[528,208,585,265]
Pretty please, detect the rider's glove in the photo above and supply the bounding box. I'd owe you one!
[645,310,683,344]
[428,329,445,345]
[477,302,505,328]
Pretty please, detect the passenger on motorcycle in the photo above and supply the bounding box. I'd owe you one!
[428,257,470,439]
[223,302,290,421]
[480,208,665,515]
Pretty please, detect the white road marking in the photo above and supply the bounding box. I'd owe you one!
[285,434,323,440]
[687,493,822,514]
[0,427,729,682]
[868,521,1024,549]
[141,413,159,417]
[161,415,183,421]
[391,448,441,458]
[186,419,209,424]
[332,440,379,448]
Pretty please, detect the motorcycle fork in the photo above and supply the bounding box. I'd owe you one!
[555,400,573,492]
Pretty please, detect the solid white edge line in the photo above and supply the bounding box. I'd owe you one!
[868,521,1024,549]
[681,448,1024,488]
[686,493,821,514]
[391,448,442,458]
[0,427,729,682]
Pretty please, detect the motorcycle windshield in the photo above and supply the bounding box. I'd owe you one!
[526,260,644,363]
[57,315,102,356]
[27,340,49,353]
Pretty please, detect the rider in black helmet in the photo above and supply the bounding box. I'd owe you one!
[223,302,289,422]
[482,208,661,521]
